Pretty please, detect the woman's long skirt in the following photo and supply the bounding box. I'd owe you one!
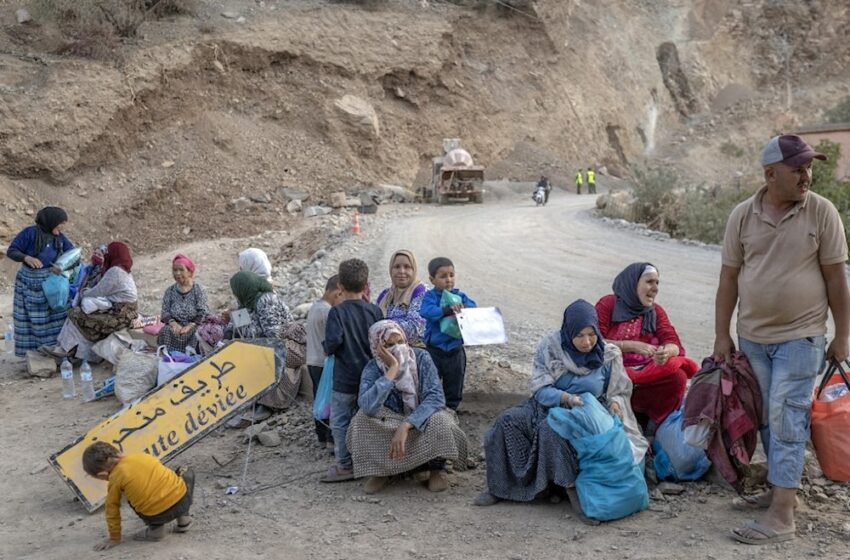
[12,267,68,357]
[483,398,579,502]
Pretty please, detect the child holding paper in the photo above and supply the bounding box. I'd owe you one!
[420,257,477,410]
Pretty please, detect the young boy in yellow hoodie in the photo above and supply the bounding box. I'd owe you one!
[82,442,194,550]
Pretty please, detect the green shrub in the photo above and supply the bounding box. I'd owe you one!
[630,167,680,229]
[719,141,745,158]
[32,0,197,59]
[675,187,751,244]
[811,140,850,258]
[824,96,850,124]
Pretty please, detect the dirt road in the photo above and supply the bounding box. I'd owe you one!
[1,189,847,560]
[371,185,722,367]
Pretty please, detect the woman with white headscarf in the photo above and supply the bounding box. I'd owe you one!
[239,248,272,280]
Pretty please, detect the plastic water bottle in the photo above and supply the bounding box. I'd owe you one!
[61,358,76,399]
[4,323,13,355]
[80,361,96,402]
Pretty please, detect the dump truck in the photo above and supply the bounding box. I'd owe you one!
[424,139,485,204]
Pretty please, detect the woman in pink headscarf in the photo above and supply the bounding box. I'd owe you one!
[157,254,210,352]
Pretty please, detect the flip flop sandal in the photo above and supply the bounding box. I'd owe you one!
[320,466,355,483]
[731,521,795,545]
[133,527,165,542]
[174,519,193,533]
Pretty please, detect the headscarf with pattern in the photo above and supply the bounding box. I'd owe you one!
[369,320,419,414]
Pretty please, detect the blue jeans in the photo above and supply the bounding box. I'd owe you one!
[331,391,358,470]
[739,336,826,489]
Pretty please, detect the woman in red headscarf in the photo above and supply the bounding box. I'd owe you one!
[157,254,210,352]
[51,242,139,361]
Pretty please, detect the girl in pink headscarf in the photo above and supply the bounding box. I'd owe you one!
[157,254,210,352]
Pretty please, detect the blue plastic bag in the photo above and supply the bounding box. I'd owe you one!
[546,392,614,440]
[313,356,334,420]
[42,273,70,311]
[547,393,649,521]
[439,290,463,339]
[653,407,711,481]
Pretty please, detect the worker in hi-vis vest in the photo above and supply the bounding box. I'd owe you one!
[587,168,596,194]
[575,169,584,195]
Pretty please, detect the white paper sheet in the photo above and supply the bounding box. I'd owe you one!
[456,307,507,346]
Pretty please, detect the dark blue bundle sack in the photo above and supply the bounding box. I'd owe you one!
[548,393,649,521]
[652,406,711,481]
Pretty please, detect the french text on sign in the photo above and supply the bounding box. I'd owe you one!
[49,340,282,512]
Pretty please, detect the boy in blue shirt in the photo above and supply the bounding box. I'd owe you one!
[420,257,476,410]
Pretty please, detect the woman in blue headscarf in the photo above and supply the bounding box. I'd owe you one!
[474,300,647,518]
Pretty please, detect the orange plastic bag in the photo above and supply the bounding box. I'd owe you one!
[811,359,850,482]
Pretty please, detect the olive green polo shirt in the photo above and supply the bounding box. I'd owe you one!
[722,186,848,344]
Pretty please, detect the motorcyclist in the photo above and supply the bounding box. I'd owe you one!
[535,176,551,205]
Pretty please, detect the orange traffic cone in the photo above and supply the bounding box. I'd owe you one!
[352,211,361,235]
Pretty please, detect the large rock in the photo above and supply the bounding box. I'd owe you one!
[282,187,310,201]
[333,95,380,139]
[330,191,347,208]
[286,199,303,214]
[27,351,57,378]
[599,190,637,221]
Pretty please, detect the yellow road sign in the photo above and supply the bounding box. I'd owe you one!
[49,340,282,512]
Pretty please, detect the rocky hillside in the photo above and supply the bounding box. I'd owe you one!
[0,0,847,259]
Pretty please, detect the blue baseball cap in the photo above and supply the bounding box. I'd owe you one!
[761,134,827,168]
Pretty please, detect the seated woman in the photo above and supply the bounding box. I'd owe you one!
[475,300,647,519]
[595,262,698,429]
[157,254,209,353]
[226,271,292,339]
[375,250,427,346]
[238,248,272,280]
[348,320,469,494]
[54,242,138,361]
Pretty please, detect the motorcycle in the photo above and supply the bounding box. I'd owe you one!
[532,186,546,206]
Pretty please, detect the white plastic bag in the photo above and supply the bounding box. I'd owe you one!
[683,421,713,450]
[81,296,112,314]
[114,351,158,404]
[156,346,201,387]
[92,330,147,366]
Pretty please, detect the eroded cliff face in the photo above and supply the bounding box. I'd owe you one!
[0,0,846,252]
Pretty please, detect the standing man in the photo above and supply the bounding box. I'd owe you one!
[587,167,597,194]
[575,168,583,195]
[714,134,849,545]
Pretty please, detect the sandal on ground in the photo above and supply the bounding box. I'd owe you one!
[320,466,355,483]
[37,345,66,360]
[133,526,165,542]
[364,476,388,494]
[174,517,193,533]
[428,470,449,492]
[730,521,795,545]
[413,471,431,483]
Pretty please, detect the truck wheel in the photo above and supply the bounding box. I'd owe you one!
[472,193,483,204]
[438,194,448,205]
